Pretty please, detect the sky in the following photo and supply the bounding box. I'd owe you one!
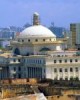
[0,0,80,28]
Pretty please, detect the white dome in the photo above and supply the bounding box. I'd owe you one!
[20,25,56,38]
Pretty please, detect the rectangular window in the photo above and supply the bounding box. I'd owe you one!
[65,59,67,63]
[13,59,16,62]
[40,60,41,64]
[28,39,30,42]
[18,74,21,78]
[18,67,21,71]
[75,67,78,72]
[70,59,72,63]
[65,68,67,72]
[75,59,78,62]
[59,68,62,72]
[58,55,60,57]
[43,39,45,41]
[13,74,16,78]
[54,60,56,63]
[18,59,20,62]
[14,67,16,71]
[59,60,62,63]
[70,68,73,72]
[54,68,57,72]
[35,39,38,42]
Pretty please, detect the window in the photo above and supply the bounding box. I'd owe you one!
[75,67,78,72]
[59,68,62,72]
[54,68,57,72]
[28,39,30,42]
[59,60,62,63]
[18,74,21,78]
[75,59,78,62]
[14,48,20,55]
[70,59,72,63]
[38,60,40,64]
[58,55,60,57]
[70,68,73,72]
[65,68,67,72]
[60,78,63,80]
[22,39,24,42]
[18,67,21,71]
[13,59,16,62]
[35,39,38,42]
[39,60,41,64]
[65,59,67,63]
[18,59,20,62]
[54,60,56,63]
[14,67,16,71]
[65,77,68,80]
[23,59,25,63]
[43,39,45,41]
[13,74,16,78]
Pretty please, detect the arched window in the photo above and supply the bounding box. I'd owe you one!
[14,48,20,55]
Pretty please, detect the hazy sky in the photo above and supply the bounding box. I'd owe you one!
[0,0,80,28]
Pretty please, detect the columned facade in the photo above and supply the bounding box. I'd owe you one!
[27,67,42,78]
[46,65,80,80]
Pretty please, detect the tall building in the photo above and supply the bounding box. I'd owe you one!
[70,23,80,49]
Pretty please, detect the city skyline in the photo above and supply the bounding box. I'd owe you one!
[0,0,80,28]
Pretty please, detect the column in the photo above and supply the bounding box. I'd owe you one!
[26,67,28,78]
[30,67,32,78]
[73,67,76,78]
[52,67,55,80]
[78,67,80,80]
[62,68,65,80]
[68,68,70,80]
[51,67,53,80]
[32,67,33,78]
[57,68,60,80]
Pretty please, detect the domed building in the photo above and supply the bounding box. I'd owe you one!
[0,13,80,81]
[12,12,63,56]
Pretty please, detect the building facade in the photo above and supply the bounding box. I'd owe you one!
[70,23,80,50]
[0,13,80,81]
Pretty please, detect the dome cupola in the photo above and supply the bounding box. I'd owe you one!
[18,12,56,38]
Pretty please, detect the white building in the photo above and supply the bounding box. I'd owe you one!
[0,13,80,81]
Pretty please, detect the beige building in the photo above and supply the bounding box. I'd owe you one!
[0,13,80,81]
